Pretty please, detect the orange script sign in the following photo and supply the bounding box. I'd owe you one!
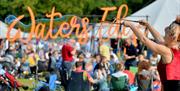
[7,4,128,44]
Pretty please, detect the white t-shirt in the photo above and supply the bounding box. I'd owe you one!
[111,52,119,63]
[75,42,81,51]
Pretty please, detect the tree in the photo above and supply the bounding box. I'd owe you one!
[0,0,155,22]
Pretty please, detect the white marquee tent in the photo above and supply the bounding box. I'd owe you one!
[0,21,29,38]
[91,23,133,38]
[126,0,180,38]
[92,0,180,39]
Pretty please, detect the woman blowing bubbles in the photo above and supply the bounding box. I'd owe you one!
[123,16,180,91]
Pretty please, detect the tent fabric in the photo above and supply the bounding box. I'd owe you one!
[91,0,180,39]
[0,21,29,38]
[90,23,133,38]
[126,0,180,38]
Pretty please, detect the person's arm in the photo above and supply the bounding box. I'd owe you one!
[152,70,160,81]
[139,20,165,44]
[71,47,76,55]
[123,21,172,64]
[86,71,98,84]
[88,76,98,84]
[102,68,107,78]
[124,54,136,60]
[134,74,138,87]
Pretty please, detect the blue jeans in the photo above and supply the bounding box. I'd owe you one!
[62,61,74,77]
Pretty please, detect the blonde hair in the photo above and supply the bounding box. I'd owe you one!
[116,62,124,71]
[173,23,180,42]
[168,22,180,42]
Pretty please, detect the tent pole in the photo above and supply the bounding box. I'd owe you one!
[141,15,149,54]
[117,24,122,52]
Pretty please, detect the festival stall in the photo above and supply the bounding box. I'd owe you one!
[0,21,29,38]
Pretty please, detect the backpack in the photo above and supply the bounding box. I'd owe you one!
[68,71,90,91]
[111,75,129,91]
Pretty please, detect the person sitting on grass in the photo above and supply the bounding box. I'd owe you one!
[111,62,129,91]
[35,68,57,91]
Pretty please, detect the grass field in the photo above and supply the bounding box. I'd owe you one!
[18,78,63,91]
[18,78,36,91]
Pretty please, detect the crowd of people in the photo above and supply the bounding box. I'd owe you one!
[0,16,179,91]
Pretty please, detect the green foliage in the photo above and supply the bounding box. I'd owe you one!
[0,0,154,21]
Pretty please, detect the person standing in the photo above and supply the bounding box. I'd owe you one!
[99,41,110,61]
[0,39,4,60]
[68,61,96,91]
[123,38,138,70]
[61,39,76,77]
[123,16,180,91]
[27,47,37,77]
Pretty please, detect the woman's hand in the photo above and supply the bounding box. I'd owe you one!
[101,68,107,76]
[139,20,149,26]
[123,20,133,27]
[97,69,102,79]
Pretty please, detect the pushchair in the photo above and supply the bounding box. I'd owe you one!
[0,74,12,91]
[0,71,29,91]
[0,64,28,91]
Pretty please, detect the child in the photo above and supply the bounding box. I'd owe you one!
[111,62,129,91]
[94,64,109,91]
[135,61,158,91]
